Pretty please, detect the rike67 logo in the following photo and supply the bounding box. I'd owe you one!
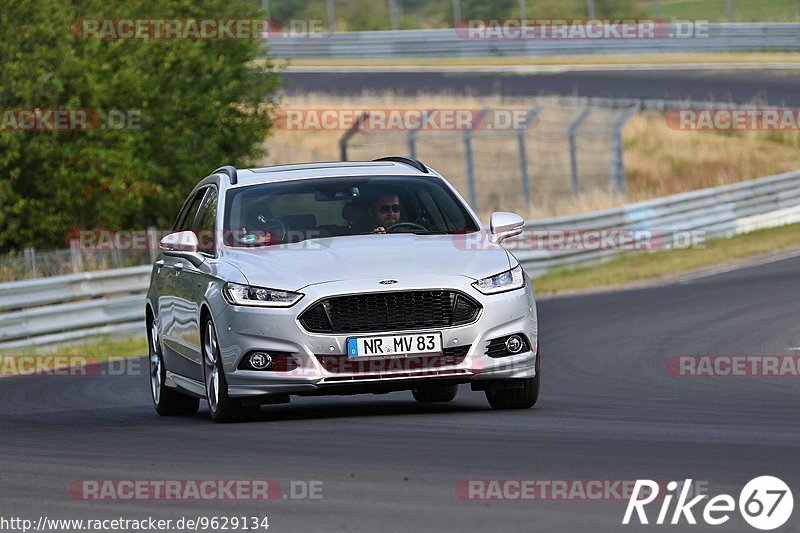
[623,477,793,530]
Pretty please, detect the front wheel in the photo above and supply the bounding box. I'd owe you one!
[485,345,540,410]
[202,317,259,423]
[149,319,199,416]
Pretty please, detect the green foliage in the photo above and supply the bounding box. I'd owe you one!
[0,0,280,252]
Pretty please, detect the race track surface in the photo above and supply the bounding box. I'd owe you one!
[1,255,799,532]
[283,68,800,105]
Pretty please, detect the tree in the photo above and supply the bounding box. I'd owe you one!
[0,0,281,252]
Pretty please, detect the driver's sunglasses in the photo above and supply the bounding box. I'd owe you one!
[377,204,401,214]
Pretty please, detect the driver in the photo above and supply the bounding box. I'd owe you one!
[367,192,402,234]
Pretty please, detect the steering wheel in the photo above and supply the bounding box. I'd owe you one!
[385,222,428,233]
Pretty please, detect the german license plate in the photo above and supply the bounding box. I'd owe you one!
[346,333,442,358]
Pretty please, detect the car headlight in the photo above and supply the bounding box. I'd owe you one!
[223,283,304,307]
[472,264,525,295]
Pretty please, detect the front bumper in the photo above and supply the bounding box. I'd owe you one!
[212,274,538,398]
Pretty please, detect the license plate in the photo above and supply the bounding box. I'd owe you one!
[347,333,442,358]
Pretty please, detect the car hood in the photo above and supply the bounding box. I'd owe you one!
[218,233,512,291]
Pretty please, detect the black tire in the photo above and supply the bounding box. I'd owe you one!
[485,345,540,410]
[148,318,199,416]
[412,384,459,403]
[202,317,259,423]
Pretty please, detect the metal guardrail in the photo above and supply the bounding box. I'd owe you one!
[1,169,800,350]
[266,23,800,59]
[0,266,150,350]
[513,169,800,275]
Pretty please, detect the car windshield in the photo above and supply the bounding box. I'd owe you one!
[223,176,480,247]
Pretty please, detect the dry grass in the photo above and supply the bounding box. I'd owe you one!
[624,111,800,200]
[263,93,800,220]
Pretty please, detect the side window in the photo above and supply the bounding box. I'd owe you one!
[174,189,206,232]
[196,189,218,255]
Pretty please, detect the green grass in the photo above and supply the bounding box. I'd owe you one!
[0,337,147,361]
[656,0,800,22]
[1,336,147,376]
[268,0,800,31]
[533,222,800,294]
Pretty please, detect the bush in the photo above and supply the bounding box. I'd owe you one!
[0,0,281,252]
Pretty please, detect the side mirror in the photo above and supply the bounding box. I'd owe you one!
[489,212,524,244]
[159,231,204,267]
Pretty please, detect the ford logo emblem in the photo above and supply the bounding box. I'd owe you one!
[379,279,398,285]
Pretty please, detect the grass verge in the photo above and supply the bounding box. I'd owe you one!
[0,336,147,376]
[286,53,800,68]
[533,222,800,294]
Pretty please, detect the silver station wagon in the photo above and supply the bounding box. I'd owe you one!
[146,157,539,422]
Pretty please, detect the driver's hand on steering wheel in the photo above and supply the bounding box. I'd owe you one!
[372,226,386,234]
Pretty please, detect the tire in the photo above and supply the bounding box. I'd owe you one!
[485,345,540,410]
[412,384,458,403]
[148,318,199,416]
[202,316,260,423]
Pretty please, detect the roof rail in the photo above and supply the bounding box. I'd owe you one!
[372,156,429,174]
[213,165,238,185]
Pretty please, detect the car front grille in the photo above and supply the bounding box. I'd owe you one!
[314,344,470,374]
[299,290,481,334]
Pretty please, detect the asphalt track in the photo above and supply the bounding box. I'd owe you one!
[2,254,800,532]
[283,68,800,105]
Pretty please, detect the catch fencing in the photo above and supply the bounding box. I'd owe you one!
[1,169,799,350]
[341,98,638,215]
[340,96,761,215]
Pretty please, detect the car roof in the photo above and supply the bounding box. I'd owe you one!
[231,161,436,187]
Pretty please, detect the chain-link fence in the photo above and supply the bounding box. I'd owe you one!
[0,241,156,282]
[341,97,639,216]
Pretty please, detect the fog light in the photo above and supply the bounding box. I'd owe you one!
[505,335,524,354]
[249,352,273,370]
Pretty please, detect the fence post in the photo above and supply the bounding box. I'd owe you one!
[24,247,37,277]
[517,106,542,210]
[147,226,159,264]
[407,109,431,158]
[463,131,477,209]
[568,107,592,196]
[69,239,83,273]
[462,109,489,210]
[609,105,639,195]
[339,111,368,161]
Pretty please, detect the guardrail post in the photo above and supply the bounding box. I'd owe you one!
[339,111,368,161]
[517,106,542,210]
[610,105,640,195]
[568,107,592,196]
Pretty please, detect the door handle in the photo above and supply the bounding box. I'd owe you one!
[155,260,165,268]
[174,262,184,273]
